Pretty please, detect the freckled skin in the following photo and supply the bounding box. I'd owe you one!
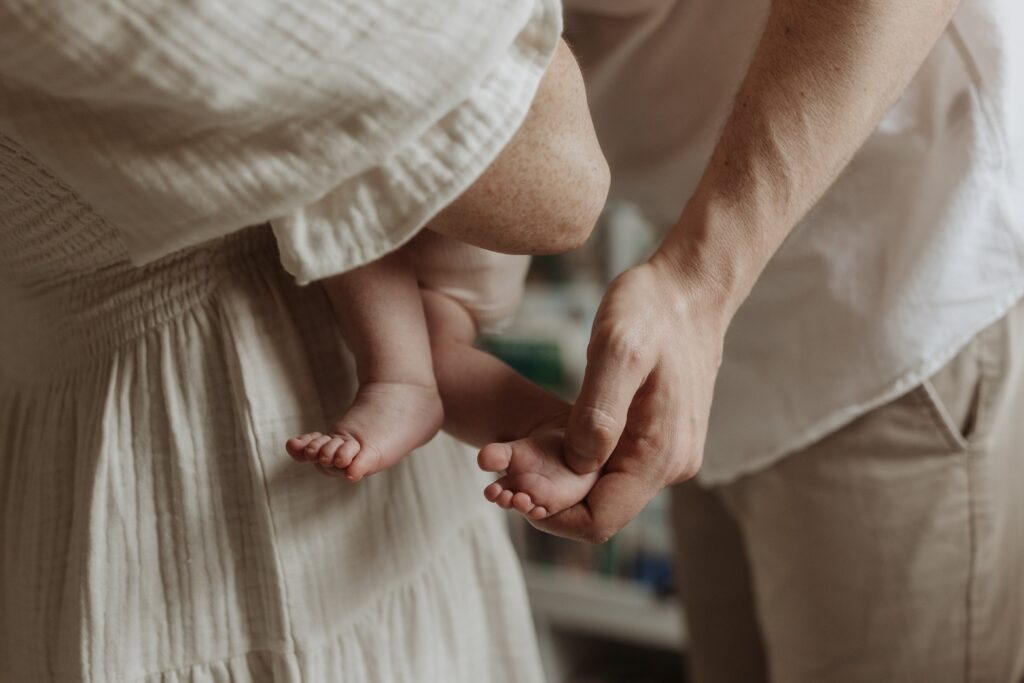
[429,40,610,255]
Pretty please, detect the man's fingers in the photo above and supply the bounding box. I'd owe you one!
[566,328,651,473]
[540,371,693,543]
[531,467,660,543]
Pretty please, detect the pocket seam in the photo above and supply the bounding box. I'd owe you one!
[913,379,971,452]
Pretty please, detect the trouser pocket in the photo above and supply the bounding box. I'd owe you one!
[913,305,1016,451]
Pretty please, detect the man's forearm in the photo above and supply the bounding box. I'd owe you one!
[657,0,960,320]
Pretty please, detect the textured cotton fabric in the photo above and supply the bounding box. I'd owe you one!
[673,301,1024,682]
[0,1,559,679]
[0,135,545,682]
[566,0,1024,484]
[0,0,561,285]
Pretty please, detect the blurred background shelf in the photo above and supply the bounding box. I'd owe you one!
[523,562,685,650]
[492,204,687,680]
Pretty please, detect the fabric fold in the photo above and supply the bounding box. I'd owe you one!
[0,0,561,281]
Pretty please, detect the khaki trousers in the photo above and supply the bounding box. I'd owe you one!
[674,300,1024,683]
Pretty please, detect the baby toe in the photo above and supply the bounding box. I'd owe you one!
[484,481,505,502]
[333,439,361,469]
[511,492,534,514]
[315,463,347,478]
[316,438,339,466]
[495,489,515,509]
[304,434,331,461]
[317,437,343,467]
[286,433,318,460]
[527,506,549,520]
[477,443,513,473]
[345,450,375,482]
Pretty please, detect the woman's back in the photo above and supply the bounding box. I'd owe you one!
[0,137,542,682]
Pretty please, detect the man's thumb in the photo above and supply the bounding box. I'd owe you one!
[565,403,625,473]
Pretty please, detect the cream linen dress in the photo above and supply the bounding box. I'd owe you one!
[0,1,558,681]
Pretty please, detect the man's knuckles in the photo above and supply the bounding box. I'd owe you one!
[590,321,647,368]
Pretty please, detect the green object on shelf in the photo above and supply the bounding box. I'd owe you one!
[529,254,574,283]
[480,337,564,389]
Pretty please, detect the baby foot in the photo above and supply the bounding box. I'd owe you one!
[477,413,599,520]
[286,381,443,481]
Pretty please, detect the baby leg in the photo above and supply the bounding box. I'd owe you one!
[411,229,531,335]
[423,289,598,519]
[286,249,443,481]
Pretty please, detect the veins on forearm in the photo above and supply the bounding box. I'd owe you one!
[665,0,960,309]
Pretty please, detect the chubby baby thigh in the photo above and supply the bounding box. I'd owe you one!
[410,232,531,334]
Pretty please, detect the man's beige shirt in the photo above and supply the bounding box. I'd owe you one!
[567,0,1024,484]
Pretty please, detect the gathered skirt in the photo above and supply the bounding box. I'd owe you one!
[0,226,543,682]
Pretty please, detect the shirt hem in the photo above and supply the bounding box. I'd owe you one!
[698,285,1024,487]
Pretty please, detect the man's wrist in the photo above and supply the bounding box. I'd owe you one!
[651,190,770,331]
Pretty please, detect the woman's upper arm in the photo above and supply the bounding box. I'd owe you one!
[0,0,572,282]
[426,40,610,257]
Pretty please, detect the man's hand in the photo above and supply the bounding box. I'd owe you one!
[533,255,727,543]
[532,0,961,544]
